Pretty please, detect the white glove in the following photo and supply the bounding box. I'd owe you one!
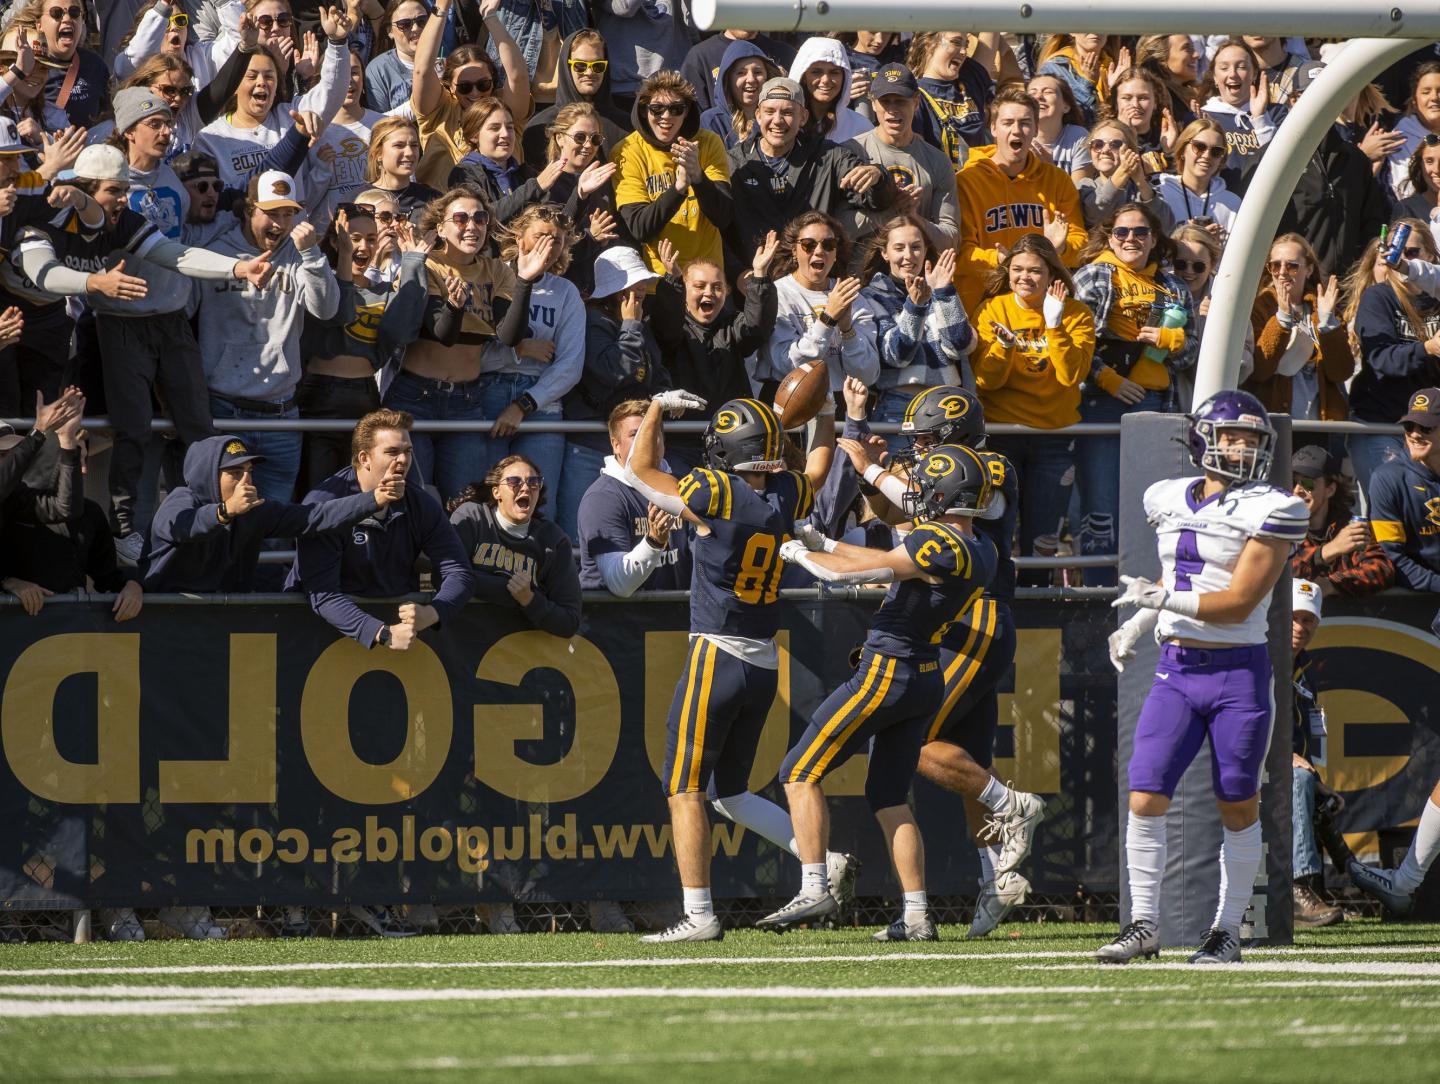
[652,389,707,414]
[1108,608,1158,673]
[1112,575,1201,618]
[1042,291,1064,328]
[794,521,836,553]
[779,538,810,564]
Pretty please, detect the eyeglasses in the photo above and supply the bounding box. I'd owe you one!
[153,81,195,99]
[1404,421,1436,437]
[1267,258,1303,272]
[255,13,294,30]
[1405,245,1425,258]
[453,77,493,96]
[1173,258,1209,274]
[139,117,174,131]
[1292,475,1316,492]
[449,210,489,228]
[391,16,424,34]
[1111,226,1152,240]
[187,178,222,194]
[168,12,189,29]
[1089,137,1125,152]
[646,101,686,118]
[1189,141,1227,159]
[47,5,82,20]
[567,131,602,147]
[568,59,608,75]
[797,237,838,253]
[500,475,543,489]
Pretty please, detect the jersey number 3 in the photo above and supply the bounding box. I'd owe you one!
[735,532,786,604]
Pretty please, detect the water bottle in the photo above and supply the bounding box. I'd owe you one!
[1383,222,1412,267]
[1139,302,1188,365]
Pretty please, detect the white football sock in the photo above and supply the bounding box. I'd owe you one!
[976,844,1000,887]
[979,776,1014,816]
[710,792,800,857]
[801,863,828,897]
[902,890,928,922]
[682,886,713,920]
[1212,821,1263,936]
[1395,798,1440,893]
[1126,811,1167,926]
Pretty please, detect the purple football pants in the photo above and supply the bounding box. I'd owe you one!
[1128,643,1274,803]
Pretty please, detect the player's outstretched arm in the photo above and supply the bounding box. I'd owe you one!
[624,393,709,524]
[1113,537,1290,625]
[803,403,836,492]
[780,539,931,585]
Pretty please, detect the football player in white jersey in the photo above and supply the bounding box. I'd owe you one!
[1099,390,1309,964]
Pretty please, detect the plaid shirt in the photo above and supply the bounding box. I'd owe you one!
[1291,517,1395,597]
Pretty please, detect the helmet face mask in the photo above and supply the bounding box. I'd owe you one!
[703,398,786,473]
[1187,390,1276,483]
[902,444,993,521]
[899,386,987,459]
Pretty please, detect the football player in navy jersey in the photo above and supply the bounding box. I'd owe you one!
[626,390,856,942]
[759,443,998,936]
[839,381,1046,939]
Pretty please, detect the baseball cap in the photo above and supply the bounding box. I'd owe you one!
[0,422,27,452]
[218,438,265,470]
[0,116,25,155]
[113,86,173,135]
[1291,61,1325,98]
[758,77,803,104]
[253,170,302,211]
[590,246,658,299]
[1291,445,1340,479]
[172,151,220,182]
[1401,387,1440,428]
[870,63,919,99]
[74,144,128,183]
[1292,578,1323,621]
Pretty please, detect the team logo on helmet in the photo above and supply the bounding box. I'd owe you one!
[938,394,971,421]
[713,409,741,434]
[923,451,958,478]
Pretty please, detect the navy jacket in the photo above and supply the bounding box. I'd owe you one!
[287,467,475,645]
[143,436,381,592]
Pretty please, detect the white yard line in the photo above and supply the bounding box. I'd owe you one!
[1030,960,1440,976]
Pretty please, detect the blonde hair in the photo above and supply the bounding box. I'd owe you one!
[497,203,576,276]
[545,101,601,164]
[366,117,420,183]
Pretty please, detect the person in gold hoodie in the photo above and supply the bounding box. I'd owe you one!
[972,234,1096,581]
[953,86,1088,315]
[1071,201,1197,585]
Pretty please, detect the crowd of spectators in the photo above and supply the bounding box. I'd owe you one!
[3,3,1440,935]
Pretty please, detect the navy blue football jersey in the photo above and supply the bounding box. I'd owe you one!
[864,520,998,662]
[678,466,814,639]
[971,448,1018,603]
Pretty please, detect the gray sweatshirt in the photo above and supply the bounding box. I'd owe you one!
[194,225,340,402]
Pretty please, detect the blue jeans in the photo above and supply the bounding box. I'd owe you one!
[477,371,565,523]
[873,388,918,455]
[1293,765,1322,879]
[987,432,1074,587]
[1347,431,1406,514]
[556,440,607,541]
[1074,390,1168,588]
[208,394,302,504]
[383,370,488,502]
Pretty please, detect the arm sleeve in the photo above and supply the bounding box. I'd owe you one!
[492,278,532,347]
[930,285,975,360]
[595,538,669,598]
[144,239,241,279]
[295,245,340,321]
[840,303,882,386]
[375,252,430,358]
[24,445,82,524]
[266,490,380,538]
[116,6,167,78]
[293,39,350,122]
[298,532,387,647]
[1372,470,1440,593]
[719,274,779,357]
[778,310,838,369]
[423,293,466,346]
[519,538,582,637]
[1052,302,1097,387]
[16,241,93,296]
[617,187,687,243]
[420,506,476,625]
[255,122,314,179]
[0,432,48,499]
[876,295,925,369]
[197,43,256,125]
[1355,287,1439,379]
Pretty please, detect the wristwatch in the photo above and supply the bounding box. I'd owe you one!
[376,625,392,647]
[515,393,539,416]
[818,311,838,328]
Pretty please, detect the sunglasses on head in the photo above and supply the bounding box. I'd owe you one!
[1174,258,1209,274]
[1267,258,1303,272]
[337,201,376,219]
[798,236,838,253]
[1190,141,1227,158]
[1112,225,1151,240]
[1425,133,1440,147]
[500,475,543,489]
[47,5,81,20]
[450,209,489,228]
[1090,137,1125,152]
[391,16,424,34]
[454,77,493,96]
[567,130,602,147]
[255,12,293,29]
[646,101,686,118]
[168,12,189,29]
[568,58,608,75]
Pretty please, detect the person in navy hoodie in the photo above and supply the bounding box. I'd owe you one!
[142,433,402,592]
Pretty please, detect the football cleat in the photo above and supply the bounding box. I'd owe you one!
[872,915,938,942]
[756,892,838,932]
[157,906,228,940]
[826,852,861,913]
[348,905,418,938]
[639,913,723,943]
[1347,859,1415,916]
[587,900,635,934]
[1188,926,1241,964]
[1095,919,1160,964]
[982,788,1047,875]
[968,871,1030,939]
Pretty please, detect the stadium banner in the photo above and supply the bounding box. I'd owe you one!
[0,592,1434,909]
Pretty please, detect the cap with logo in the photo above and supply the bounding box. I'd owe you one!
[253,170,302,211]
[0,116,25,155]
[869,63,919,99]
[758,77,803,103]
[1290,444,1340,480]
[1291,61,1326,97]
[219,438,266,469]
[172,151,220,182]
[1401,387,1440,428]
[1292,578,1323,621]
[113,86,173,135]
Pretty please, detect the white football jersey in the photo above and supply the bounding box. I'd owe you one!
[1143,477,1309,645]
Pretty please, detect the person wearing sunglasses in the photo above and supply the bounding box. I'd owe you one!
[1072,202,1196,585]
[364,0,428,112]
[0,26,71,140]
[1349,217,1440,499]
[115,1,228,87]
[1167,222,1252,411]
[696,39,779,150]
[1245,233,1354,428]
[613,69,732,280]
[410,0,530,190]
[1076,118,1172,231]
[522,29,630,168]
[1288,445,1393,599]
[1154,117,1242,237]
[8,0,111,129]
[533,102,624,294]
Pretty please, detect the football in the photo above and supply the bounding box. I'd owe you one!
[771,359,830,431]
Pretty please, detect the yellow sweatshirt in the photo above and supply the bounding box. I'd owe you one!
[1087,250,1186,395]
[972,292,1097,428]
[612,128,730,276]
[954,145,1089,314]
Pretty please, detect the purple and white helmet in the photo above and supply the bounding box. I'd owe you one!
[1187,389,1276,483]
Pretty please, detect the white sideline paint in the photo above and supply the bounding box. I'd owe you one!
[1033,961,1440,977]
[3,943,1436,979]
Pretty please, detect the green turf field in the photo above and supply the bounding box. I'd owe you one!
[3,920,1439,1082]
